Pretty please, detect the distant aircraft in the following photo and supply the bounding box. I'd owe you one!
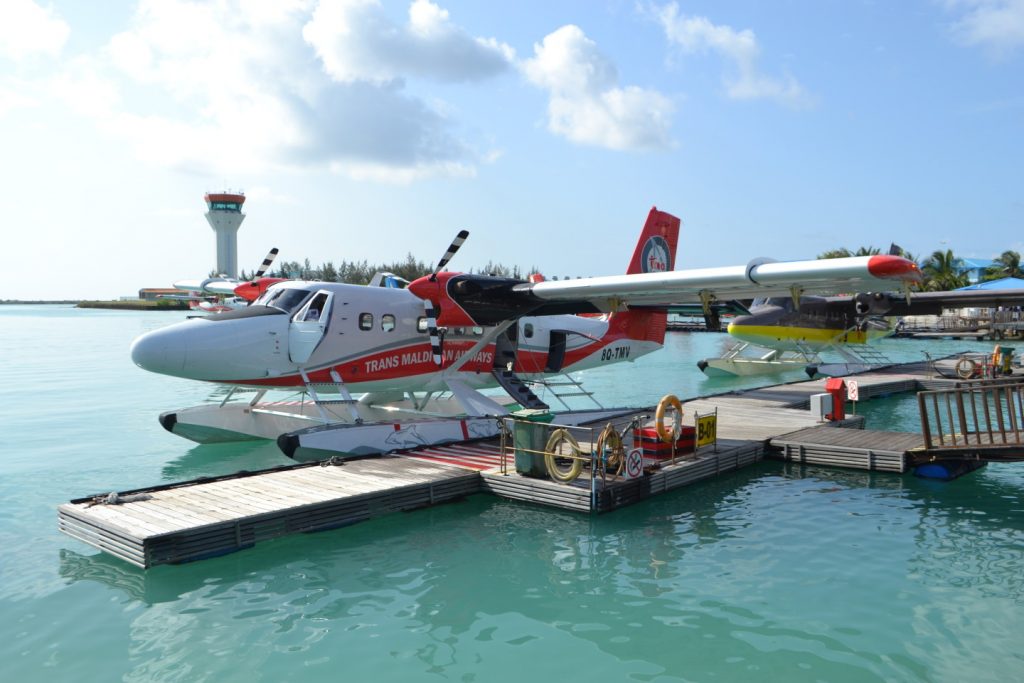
[697,289,1024,377]
[167,248,281,311]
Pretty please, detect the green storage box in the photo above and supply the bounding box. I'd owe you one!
[512,409,554,477]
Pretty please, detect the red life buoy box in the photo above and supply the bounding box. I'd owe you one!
[634,426,696,459]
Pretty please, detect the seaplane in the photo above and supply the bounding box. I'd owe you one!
[697,288,1024,377]
[129,207,923,459]
[164,248,285,312]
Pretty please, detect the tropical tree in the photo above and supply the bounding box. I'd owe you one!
[983,250,1022,281]
[854,246,881,256]
[922,249,969,291]
[817,248,852,259]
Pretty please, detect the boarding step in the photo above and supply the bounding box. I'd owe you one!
[491,369,549,410]
[303,370,361,422]
[525,373,603,410]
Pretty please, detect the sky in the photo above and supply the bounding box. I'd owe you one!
[1,0,1022,300]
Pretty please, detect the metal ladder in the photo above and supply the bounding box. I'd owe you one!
[491,368,549,410]
[301,369,362,423]
[834,343,892,368]
[525,372,604,411]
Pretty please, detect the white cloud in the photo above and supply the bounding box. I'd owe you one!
[0,80,38,115]
[522,25,674,151]
[945,0,1024,55]
[302,0,513,84]
[23,0,508,182]
[0,0,69,61]
[654,3,812,108]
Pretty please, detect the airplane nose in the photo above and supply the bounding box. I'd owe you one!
[130,326,187,376]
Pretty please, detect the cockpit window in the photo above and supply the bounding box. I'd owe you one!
[254,287,315,314]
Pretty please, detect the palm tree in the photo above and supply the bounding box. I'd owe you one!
[817,248,852,259]
[922,249,969,291]
[983,250,1022,281]
[854,246,881,256]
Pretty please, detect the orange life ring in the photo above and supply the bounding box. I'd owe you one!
[655,394,683,444]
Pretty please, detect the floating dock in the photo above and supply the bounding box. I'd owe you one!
[61,359,1016,568]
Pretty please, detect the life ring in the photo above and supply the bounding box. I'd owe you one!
[596,423,625,476]
[545,428,583,482]
[955,357,977,379]
[655,394,683,444]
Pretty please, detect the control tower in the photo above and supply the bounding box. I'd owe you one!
[204,191,246,278]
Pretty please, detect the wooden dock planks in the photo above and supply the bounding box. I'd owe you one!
[59,458,481,568]
[60,360,963,568]
[769,425,925,472]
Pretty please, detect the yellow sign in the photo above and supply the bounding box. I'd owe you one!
[697,414,717,447]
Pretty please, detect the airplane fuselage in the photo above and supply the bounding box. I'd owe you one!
[130,280,662,393]
[726,296,892,351]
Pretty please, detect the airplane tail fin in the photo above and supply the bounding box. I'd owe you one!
[626,207,680,275]
[612,207,681,344]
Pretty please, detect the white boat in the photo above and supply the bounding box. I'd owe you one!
[698,342,819,377]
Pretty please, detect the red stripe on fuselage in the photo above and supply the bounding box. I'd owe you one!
[219,318,658,387]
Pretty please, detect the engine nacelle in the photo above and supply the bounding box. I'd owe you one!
[853,292,892,316]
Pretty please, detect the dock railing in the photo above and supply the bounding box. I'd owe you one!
[917,379,1024,456]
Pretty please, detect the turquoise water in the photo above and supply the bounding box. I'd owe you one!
[3,305,1023,682]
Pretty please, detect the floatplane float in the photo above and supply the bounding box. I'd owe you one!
[130,207,923,460]
[698,288,1024,378]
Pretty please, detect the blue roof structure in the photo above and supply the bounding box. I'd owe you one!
[958,257,995,270]
[956,277,1024,290]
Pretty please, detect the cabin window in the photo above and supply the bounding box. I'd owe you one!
[524,323,534,339]
[417,317,428,333]
[381,314,396,332]
[359,313,373,330]
[301,292,329,322]
[257,287,314,313]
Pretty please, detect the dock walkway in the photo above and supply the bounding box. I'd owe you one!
[60,360,966,568]
[770,425,924,473]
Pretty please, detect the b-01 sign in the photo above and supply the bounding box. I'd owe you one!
[697,413,717,447]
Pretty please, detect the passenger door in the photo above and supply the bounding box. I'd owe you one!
[289,290,333,364]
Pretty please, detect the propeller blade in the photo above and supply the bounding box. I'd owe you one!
[424,299,443,366]
[254,248,279,279]
[431,230,469,280]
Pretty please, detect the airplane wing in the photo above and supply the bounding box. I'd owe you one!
[409,255,922,326]
[820,288,1024,317]
[156,293,201,301]
[173,277,237,294]
[203,281,244,296]
[519,255,920,308]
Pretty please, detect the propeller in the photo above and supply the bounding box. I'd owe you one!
[421,230,469,365]
[424,300,443,366]
[232,248,283,301]
[254,247,279,278]
[430,230,469,280]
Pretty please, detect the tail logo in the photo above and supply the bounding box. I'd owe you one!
[640,236,671,273]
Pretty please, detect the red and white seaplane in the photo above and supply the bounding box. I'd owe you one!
[164,248,285,313]
[130,207,922,458]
